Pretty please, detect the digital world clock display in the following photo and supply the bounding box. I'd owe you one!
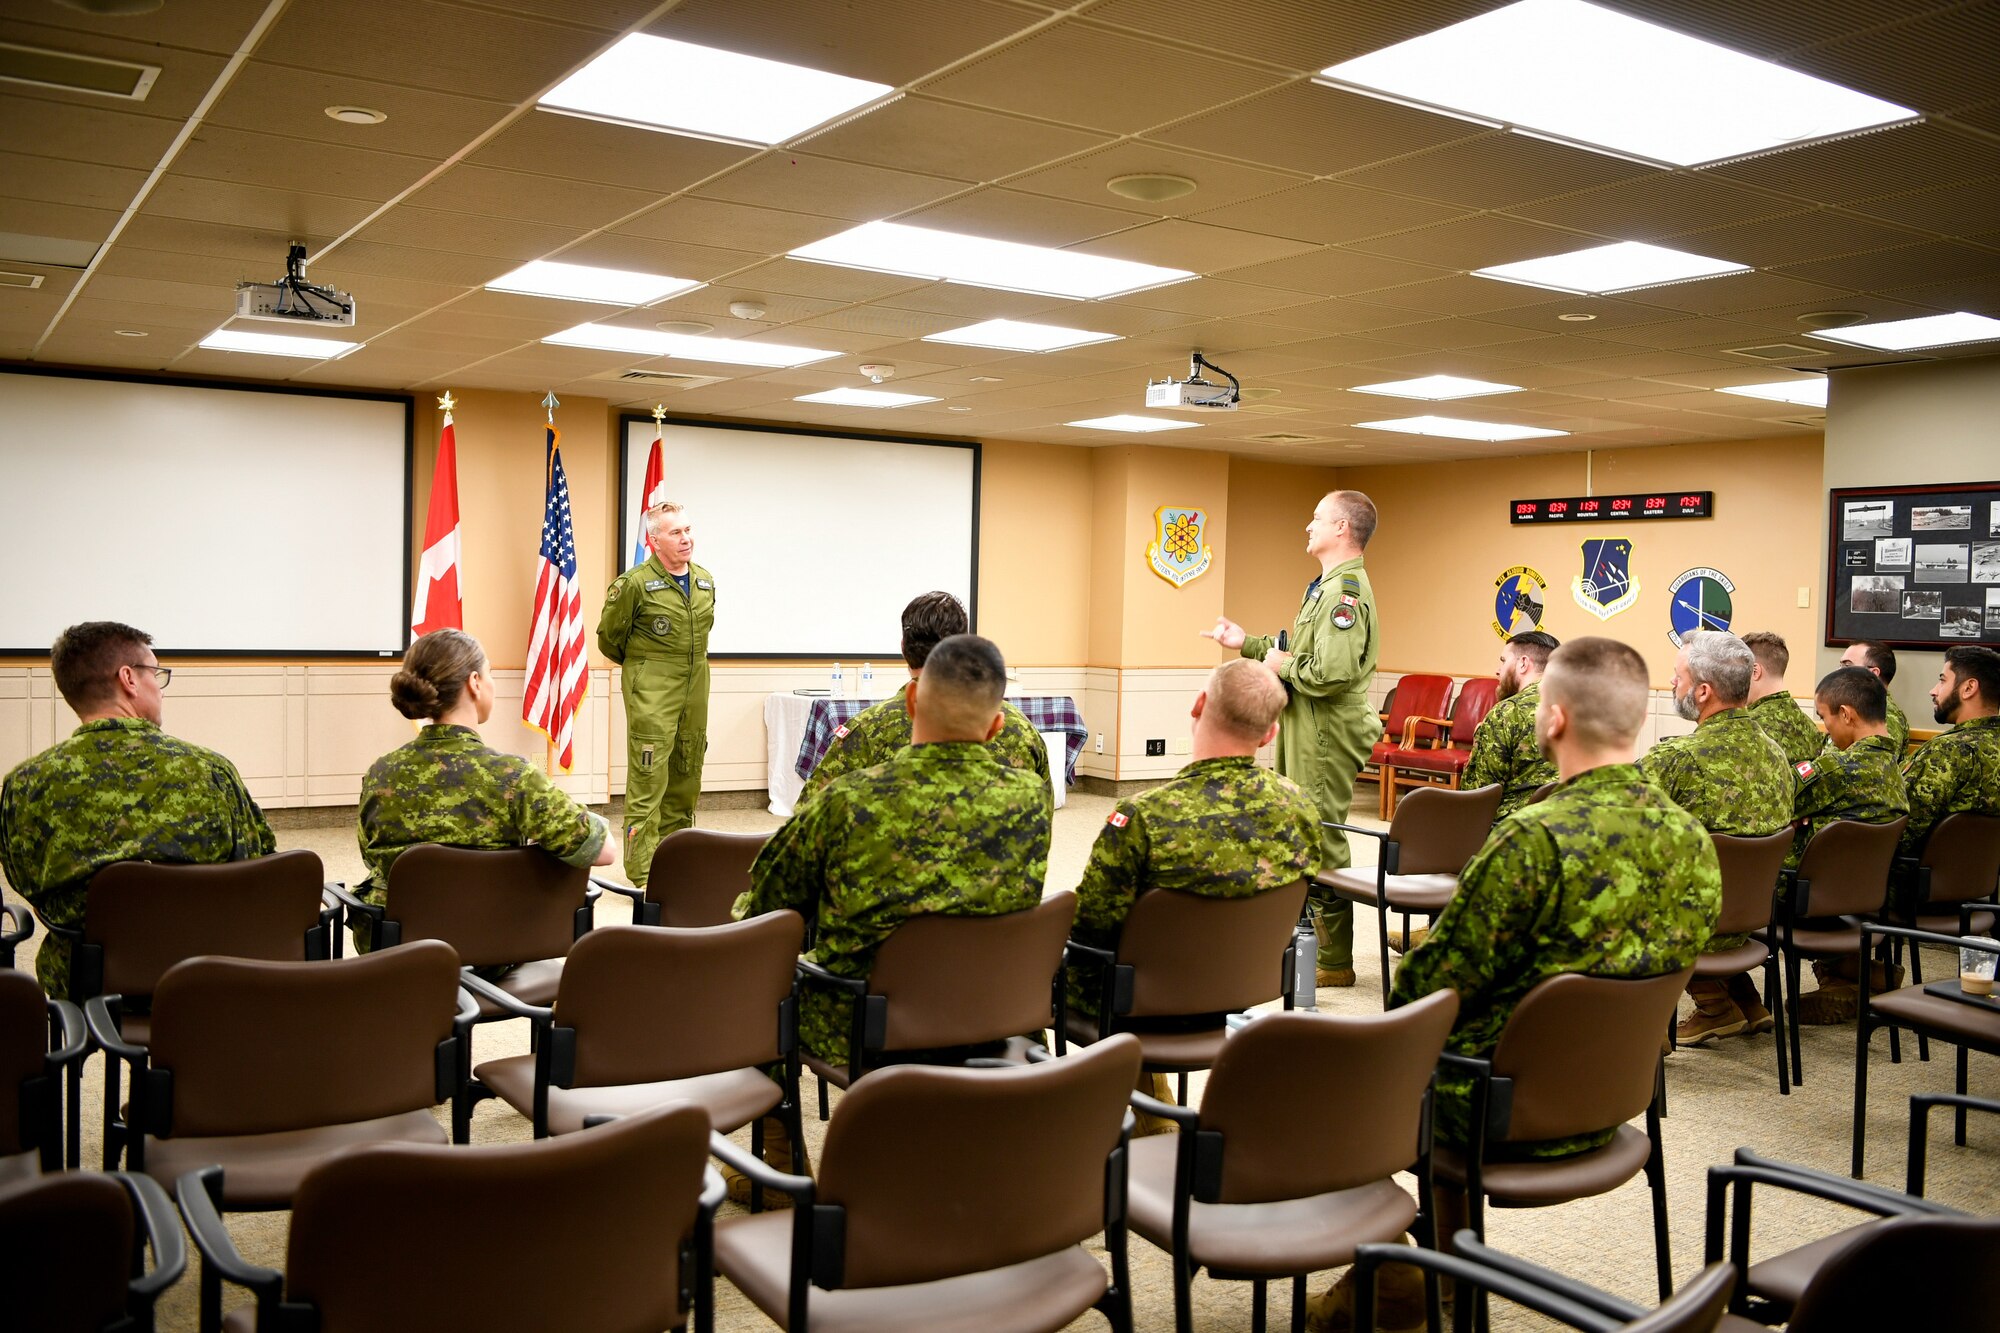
[1510,491,1713,524]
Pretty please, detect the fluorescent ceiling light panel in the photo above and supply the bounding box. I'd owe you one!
[1316,0,1917,167]
[1805,312,2000,352]
[198,328,357,359]
[789,221,1195,300]
[537,34,892,145]
[1066,415,1200,433]
[1474,241,1748,295]
[794,388,940,408]
[923,319,1121,352]
[486,260,702,306]
[1350,374,1521,400]
[543,322,836,368]
[1358,415,1566,442]
[1718,379,1827,407]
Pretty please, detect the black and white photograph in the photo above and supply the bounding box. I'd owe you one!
[1941,605,1983,639]
[1843,500,1894,540]
[1990,501,2000,537]
[1988,588,2000,633]
[1915,543,1970,583]
[1974,542,2000,582]
[1851,574,1904,613]
[1912,504,1972,531]
[1875,537,1912,570]
[1902,590,1943,620]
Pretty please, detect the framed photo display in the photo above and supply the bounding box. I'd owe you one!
[1826,481,2000,650]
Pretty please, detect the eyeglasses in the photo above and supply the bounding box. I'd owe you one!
[129,663,172,688]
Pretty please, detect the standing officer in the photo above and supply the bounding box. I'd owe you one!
[1838,639,1911,756]
[597,499,713,887]
[1204,490,1381,988]
[1742,631,1826,764]
[1464,630,1561,818]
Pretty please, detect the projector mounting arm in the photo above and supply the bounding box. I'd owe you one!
[1185,351,1241,407]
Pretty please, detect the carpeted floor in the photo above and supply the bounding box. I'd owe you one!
[7,783,1994,1331]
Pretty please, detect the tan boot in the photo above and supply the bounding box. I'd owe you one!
[723,1115,804,1209]
[1314,915,1357,987]
[1796,981,1859,1026]
[1305,1258,1428,1333]
[1389,927,1429,954]
[1133,1073,1181,1138]
[1675,979,1747,1045]
[1726,974,1775,1034]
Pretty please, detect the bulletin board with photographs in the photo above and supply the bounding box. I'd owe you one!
[1826,481,2000,650]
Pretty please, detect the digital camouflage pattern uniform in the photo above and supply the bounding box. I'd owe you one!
[799,693,1050,806]
[1639,707,1792,948]
[1390,763,1719,1158]
[1884,695,1912,759]
[1749,691,1826,766]
[1463,680,1558,819]
[1899,713,2000,856]
[598,555,713,886]
[1241,556,1381,972]
[1787,734,1908,870]
[0,717,275,998]
[1068,755,1319,1014]
[735,742,1051,1064]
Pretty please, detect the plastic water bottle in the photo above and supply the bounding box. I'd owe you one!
[861,662,874,698]
[831,662,843,696]
[1293,915,1318,1011]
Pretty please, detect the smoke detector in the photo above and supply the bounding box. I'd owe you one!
[858,363,895,384]
[727,300,767,320]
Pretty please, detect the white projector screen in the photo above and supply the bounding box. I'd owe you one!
[0,369,411,655]
[619,416,978,657]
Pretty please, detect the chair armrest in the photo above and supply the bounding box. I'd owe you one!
[175,1168,283,1304]
[0,902,30,949]
[322,880,373,914]
[590,874,644,906]
[1353,1241,1622,1333]
[793,959,867,994]
[83,995,148,1061]
[45,999,88,1065]
[1909,1094,2000,1197]
[1321,820,1389,846]
[1451,1235,1644,1322]
[1399,715,1453,748]
[1130,1090,1197,1127]
[1724,1149,1954,1214]
[708,1132,815,1204]
[1863,922,1994,956]
[121,1171,188,1300]
[456,972,552,1024]
[1063,938,1116,964]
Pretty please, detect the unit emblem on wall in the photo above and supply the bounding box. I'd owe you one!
[1146,506,1213,588]
[1491,565,1549,640]
[1666,567,1735,647]
[1572,538,1640,620]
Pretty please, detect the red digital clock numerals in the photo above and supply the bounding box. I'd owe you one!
[1611,497,1632,510]
[1547,501,1568,515]
[1645,496,1666,509]
[1516,502,1537,515]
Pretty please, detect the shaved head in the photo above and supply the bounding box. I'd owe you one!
[912,634,1008,741]
[1204,658,1288,743]
[1541,637,1650,749]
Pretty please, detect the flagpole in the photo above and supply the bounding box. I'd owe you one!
[543,390,559,777]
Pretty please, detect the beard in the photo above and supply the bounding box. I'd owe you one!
[1935,694,1960,725]
[1497,669,1521,702]
[1672,685,1700,722]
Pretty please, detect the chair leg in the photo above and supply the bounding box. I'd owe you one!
[1291,1274,1308,1333]
[1178,1071,1189,1107]
[1252,1279,1268,1333]
[67,1057,82,1169]
[102,1049,124,1169]
[1852,1015,1872,1178]
[817,1074,829,1122]
[1171,1249,1194,1333]
[1766,958,1790,1095]
[1785,951,1805,1086]
[1957,1046,1970,1145]
[1376,903,1394,1008]
[1353,1267,1376,1333]
[1646,1117,1673,1300]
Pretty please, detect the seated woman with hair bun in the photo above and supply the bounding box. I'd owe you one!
[353,628,614,949]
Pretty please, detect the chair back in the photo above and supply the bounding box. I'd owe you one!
[1489,969,1691,1143]
[148,941,461,1138]
[557,914,803,1086]
[1385,674,1454,747]
[867,892,1075,1050]
[1787,1214,2000,1331]
[1447,678,1500,752]
[1385,784,1504,876]
[0,1172,137,1333]
[817,1034,1141,1289]
[286,1102,710,1331]
[644,828,770,927]
[0,971,53,1161]
[1793,818,1907,919]
[1621,1261,1734,1333]
[1200,991,1459,1204]
[383,844,588,967]
[1914,813,2000,908]
[1117,881,1308,1018]
[81,850,329,998]
[1709,831,1793,938]
[1525,782,1560,807]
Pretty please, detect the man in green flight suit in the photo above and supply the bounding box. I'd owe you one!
[1743,631,1827,764]
[1839,639,1912,757]
[1464,630,1561,819]
[1204,490,1381,988]
[1640,630,1793,1046]
[598,499,713,887]
[0,622,274,999]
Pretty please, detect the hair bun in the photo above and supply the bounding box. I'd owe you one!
[389,669,442,719]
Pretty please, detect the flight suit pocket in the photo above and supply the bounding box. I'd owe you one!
[670,730,706,775]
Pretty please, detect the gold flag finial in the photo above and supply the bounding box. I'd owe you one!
[437,390,456,414]
[651,402,666,427]
[542,390,559,422]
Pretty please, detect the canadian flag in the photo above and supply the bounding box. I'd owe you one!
[411,404,463,637]
[630,429,664,568]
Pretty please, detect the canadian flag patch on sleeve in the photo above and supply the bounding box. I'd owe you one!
[1107,811,1129,828]
[832,725,848,740]
[1794,760,1816,782]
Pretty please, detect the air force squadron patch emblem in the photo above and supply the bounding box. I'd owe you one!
[1572,538,1640,620]
[1146,506,1213,588]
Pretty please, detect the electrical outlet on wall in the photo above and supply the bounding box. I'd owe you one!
[1172,737,1191,755]
[1095,732,1104,753]
[1145,738,1166,757]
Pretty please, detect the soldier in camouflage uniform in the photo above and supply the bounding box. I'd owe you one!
[1639,631,1792,1045]
[354,630,612,950]
[1743,631,1828,765]
[736,634,1051,1067]
[0,622,274,999]
[1840,639,1912,757]
[1464,630,1561,819]
[1320,639,1717,1333]
[800,591,1049,805]
[1897,645,2000,858]
[1206,490,1382,988]
[598,500,712,887]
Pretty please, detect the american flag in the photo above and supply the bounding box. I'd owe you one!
[522,426,588,771]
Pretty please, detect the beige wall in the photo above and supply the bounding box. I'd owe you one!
[976,439,1092,666]
[1343,435,1824,687]
[1223,457,1341,643]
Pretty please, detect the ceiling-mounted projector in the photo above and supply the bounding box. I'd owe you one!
[1146,351,1240,411]
[235,243,355,326]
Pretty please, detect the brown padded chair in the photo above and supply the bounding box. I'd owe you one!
[178,1101,717,1333]
[1435,969,1694,1303]
[472,914,805,1158]
[1060,882,1307,1105]
[1883,813,2000,978]
[802,891,1076,1117]
[1126,993,1461,1333]
[0,970,88,1180]
[0,1169,186,1333]
[713,1033,1144,1332]
[1525,781,1561,807]
[1320,784,1504,1004]
[1769,817,1906,1085]
[1704,1147,1999,1330]
[1683,831,1794,1092]
[596,826,771,927]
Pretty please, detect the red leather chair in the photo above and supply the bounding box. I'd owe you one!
[1365,674,1455,819]
[1382,677,1501,816]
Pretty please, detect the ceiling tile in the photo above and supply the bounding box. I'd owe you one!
[1783,4,2000,117]
[1339,133,1658,211]
[800,96,1110,182]
[355,206,584,262]
[723,257,933,303]
[876,284,1068,321]
[0,198,119,245]
[471,111,758,192]
[615,198,848,254]
[0,152,146,212]
[0,18,230,120]
[1152,81,1482,177]
[1707,122,2000,205]
[1089,0,1494,72]
[1111,278,1320,319]
[1222,247,1450,298]
[533,233,763,283]
[1005,141,1305,218]
[693,152,968,220]
[1500,172,1799,240]
[0,94,180,171]
[904,188,1149,247]
[12,0,275,57]
[205,61,513,160]
[645,0,1045,87]
[1348,214,1600,271]
[1843,178,2000,237]
[319,240,516,287]
[1665,209,1926,268]
[1618,271,1859,317]
[1189,181,1466,247]
[255,0,607,102]
[172,126,433,201]
[1774,241,2000,294]
[142,176,377,238]
[406,163,661,231]
[1070,219,1319,272]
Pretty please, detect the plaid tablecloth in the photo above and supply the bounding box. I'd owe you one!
[795,694,1088,785]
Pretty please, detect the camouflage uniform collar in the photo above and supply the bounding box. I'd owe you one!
[1945,712,2000,734]
[414,723,485,747]
[1695,706,1757,731]
[1560,761,1645,791]
[1847,733,1898,754]
[1509,679,1541,703]
[902,740,1003,764]
[1749,690,1795,709]
[71,716,158,736]
[1179,754,1259,777]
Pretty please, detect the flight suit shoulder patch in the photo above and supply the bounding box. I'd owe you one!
[696,578,713,590]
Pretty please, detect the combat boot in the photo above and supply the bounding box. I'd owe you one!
[1314,914,1357,988]
[723,1115,805,1209]
[1674,979,1746,1045]
[1388,926,1429,954]
[1305,1252,1429,1333]
[1727,974,1775,1034]
[1133,1073,1181,1138]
